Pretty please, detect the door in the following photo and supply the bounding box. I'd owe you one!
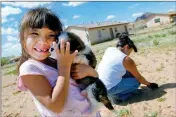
[109,28,114,39]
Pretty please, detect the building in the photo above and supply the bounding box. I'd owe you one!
[65,21,129,45]
[168,11,176,23]
[135,12,171,28]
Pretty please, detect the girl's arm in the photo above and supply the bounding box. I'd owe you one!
[71,64,98,80]
[22,40,77,113]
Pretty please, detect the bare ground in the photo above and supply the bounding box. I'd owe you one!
[2,46,176,117]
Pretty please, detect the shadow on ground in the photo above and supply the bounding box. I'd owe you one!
[116,83,176,106]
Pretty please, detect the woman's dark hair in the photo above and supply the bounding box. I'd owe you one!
[116,32,137,52]
[18,7,63,74]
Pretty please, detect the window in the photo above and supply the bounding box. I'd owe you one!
[97,30,102,38]
[114,27,118,32]
[154,18,160,23]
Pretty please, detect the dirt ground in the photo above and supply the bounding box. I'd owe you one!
[2,46,176,117]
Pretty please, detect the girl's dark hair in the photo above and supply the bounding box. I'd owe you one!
[116,32,137,52]
[18,7,63,74]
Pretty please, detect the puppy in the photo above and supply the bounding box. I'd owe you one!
[50,32,114,112]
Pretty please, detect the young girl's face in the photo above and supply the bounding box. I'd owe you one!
[24,27,58,61]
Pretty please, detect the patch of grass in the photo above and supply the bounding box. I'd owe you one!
[168,30,176,35]
[156,63,164,72]
[144,111,158,117]
[161,34,166,37]
[13,91,21,96]
[148,35,153,38]
[157,97,166,102]
[153,34,160,38]
[118,108,131,117]
[4,69,17,75]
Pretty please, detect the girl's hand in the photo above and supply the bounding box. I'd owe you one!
[53,40,78,68]
[71,64,98,80]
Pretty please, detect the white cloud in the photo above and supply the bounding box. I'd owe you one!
[168,9,175,12]
[2,6,22,23]
[132,12,143,17]
[2,2,51,8]
[2,27,18,35]
[128,4,139,9]
[7,36,18,41]
[2,43,21,57]
[106,15,115,20]
[11,43,21,49]
[73,15,80,19]
[62,2,86,7]
[61,19,68,24]
[2,42,13,49]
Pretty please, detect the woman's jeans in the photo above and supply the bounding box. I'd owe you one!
[108,71,140,101]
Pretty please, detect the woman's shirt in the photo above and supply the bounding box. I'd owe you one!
[17,59,99,117]
[97,47,127,90]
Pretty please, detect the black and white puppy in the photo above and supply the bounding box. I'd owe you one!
[50,32,114,112]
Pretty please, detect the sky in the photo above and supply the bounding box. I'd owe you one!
[1,1,175,57]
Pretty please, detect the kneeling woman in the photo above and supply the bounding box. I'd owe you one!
[97,33,158,103]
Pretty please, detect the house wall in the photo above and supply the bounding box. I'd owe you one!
[66,27,91,46]
[88,24,128,44]
[146,15,170,27]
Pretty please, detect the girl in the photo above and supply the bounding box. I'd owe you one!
[17,7,100,117]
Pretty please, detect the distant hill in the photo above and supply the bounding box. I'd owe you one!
[135,12,154,22]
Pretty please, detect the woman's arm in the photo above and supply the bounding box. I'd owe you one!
[123,56,150,85]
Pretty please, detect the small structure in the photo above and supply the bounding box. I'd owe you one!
[9,56,20,63]
[135,12,171,28]
[168,11,176,23]
[65,21,129,45]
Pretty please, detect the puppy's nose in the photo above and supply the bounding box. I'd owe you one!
[50,48,54,52]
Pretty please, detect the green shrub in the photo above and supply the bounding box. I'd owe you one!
[148,35,153,38]
[168,30,176,35]
[1,57,10,66]
[161,34,166,37]
[153,34,160,38]
[153,40,159,46]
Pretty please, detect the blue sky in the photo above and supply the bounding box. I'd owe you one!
[1,1,175,57]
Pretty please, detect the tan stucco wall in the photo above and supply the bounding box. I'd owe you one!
[88,24,128,44]
[66,28,91,46]
[147,15,170,27]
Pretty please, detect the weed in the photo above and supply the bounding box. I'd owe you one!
[144,111,158,117]
[157,97,166,102]
[13,91,21,96]
[153,40,159,46]
[156,64,164,71]
[118,108,131,117]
